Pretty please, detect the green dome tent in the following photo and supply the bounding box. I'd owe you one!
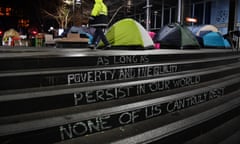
[154,23,200,49]
[98,18,154,49]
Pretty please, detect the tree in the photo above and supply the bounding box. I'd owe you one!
[42,0,92,29]
[42,1,72,29]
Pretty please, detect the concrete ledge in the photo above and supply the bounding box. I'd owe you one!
[55,33,89,48]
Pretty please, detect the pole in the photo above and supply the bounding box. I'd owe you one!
[228,0,236,33]
[146,0,150,31]
[73,0,75,26]
[177,0,181,23]
[154,11,158,29]
[203,0,206,24]
[161,0,165,27]
[192,3,195,26]
[228,0,237,51]
[177,0,184,24]
[169,8,172,24]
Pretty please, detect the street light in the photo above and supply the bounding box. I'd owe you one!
[76,0,81,5]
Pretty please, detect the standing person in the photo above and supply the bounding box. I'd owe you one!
[89,0,111,49]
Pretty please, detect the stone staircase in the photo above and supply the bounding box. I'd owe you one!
[0,48,240,144]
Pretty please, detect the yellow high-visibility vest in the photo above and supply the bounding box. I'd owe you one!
[91,0,108,16]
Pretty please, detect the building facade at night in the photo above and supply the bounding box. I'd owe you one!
[0,0,58,34]
[182,0,240,34]
[0,0,239,35]
[106,0,239,35]
[0,2,30,32]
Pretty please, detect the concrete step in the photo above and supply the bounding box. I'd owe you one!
[0,55,239,91]
[0,48,237,71]
[1,62,240,116]
[1,48,240,144]
[183,111,240,144]
[1,76,240,144]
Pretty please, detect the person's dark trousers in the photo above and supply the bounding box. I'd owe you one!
[92,27,109,46]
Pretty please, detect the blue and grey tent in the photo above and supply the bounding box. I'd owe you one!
[188,25,231,48]
[201,31,231,48]
[67,26,94,44]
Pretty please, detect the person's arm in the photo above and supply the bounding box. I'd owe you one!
[91,4,100,17]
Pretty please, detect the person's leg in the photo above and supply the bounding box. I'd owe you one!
[92,30,99,45]
[96,28,109,46]
[89,28,100,49]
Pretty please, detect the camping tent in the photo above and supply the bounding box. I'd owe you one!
[201,31,231,48]
[98,18,154,49]
[67,26,94,44]
[154,23,200,49]
[148,31,160,49]
[188,25,218,37]
[188,25,232,48]
[3,28,20,46]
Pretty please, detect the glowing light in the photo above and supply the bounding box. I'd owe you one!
[32,31,38,35]
[186,17,197,23]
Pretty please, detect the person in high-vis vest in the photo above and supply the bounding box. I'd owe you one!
[89,0,111,49]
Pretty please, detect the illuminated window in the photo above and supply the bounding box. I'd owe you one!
[18,19,30,28]
[0,7,3,16]
[5,7,11,16]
